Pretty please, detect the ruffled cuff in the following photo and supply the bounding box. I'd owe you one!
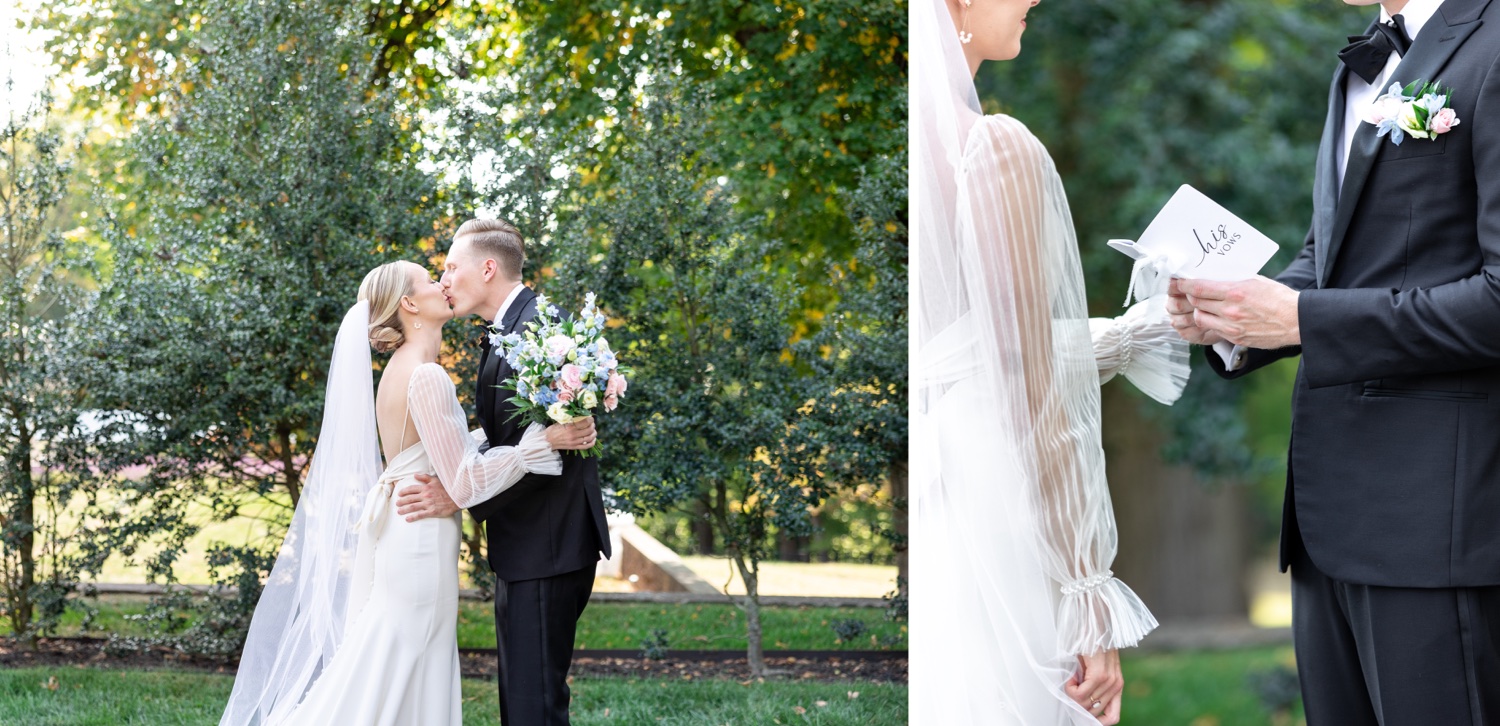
[1090,295,1190,405]
[1056,570,1159,656]
[519,422,563,476]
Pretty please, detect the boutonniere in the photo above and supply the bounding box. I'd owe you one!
[1363,79,1461,146]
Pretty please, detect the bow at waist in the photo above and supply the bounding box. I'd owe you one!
[358,480,395,540]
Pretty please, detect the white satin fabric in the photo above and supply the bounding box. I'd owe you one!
[283,442,463,726]
[222,303,561,726]
[911,0,1182,722]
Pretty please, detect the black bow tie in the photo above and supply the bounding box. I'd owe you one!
[1339,15,1412,85]
[478,326,493,351]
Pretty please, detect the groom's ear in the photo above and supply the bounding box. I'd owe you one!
[480,257,498,283]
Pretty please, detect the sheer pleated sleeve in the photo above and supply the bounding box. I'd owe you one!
[1091,297,1190,405]
[407,363,562,508]
[962,115,1158,656]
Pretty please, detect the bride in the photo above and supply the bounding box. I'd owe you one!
[220,261,596,725]
[911,0,1188,724]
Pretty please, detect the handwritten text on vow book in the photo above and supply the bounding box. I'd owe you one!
[1107,185,1279,282]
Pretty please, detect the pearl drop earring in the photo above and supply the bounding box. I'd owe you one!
[960,0,974,44]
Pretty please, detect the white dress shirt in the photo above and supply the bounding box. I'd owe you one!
[1214,0,1445,371]
[493,282,526,326]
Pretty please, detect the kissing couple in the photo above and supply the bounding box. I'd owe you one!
[220,219,613,725]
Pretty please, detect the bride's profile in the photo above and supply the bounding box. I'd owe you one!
[911,0,1189,724]
[219,261,594,725]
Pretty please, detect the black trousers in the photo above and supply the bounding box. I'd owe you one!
[1290,538,1500,725]
[493,564,596,725]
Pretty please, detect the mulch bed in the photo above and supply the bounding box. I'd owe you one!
[1,638,906,684]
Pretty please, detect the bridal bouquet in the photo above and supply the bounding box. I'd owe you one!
[490,292,629,456]
[1364,79,1461,146]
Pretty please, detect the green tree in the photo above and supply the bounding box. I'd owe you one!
[502,0,906,258]
[547,81,825,676]
[0,60,112,644]
[76,0,438,652]
[799,149,908,585]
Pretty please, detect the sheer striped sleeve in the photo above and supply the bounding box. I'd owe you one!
[961,115,1158,656]
[1090,297,1190,405]
[407,363,562,508]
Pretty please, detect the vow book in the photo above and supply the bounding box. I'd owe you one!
[1107,185,1279,281]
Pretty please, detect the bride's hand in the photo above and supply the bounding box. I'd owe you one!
[545,417,596,451]
[1065,649,1123,725]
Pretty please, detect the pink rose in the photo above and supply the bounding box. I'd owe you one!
[560,364,584,391]
[605,372,628,398]
[1430,107,1460,135]
[557,387,574,403]
[546,334,575,359]
[604,393,618,412]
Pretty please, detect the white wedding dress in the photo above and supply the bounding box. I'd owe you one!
[910,0,1188,723]
[222,308,561,726]
[282,439,463,725]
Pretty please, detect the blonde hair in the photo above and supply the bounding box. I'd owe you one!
[455,218,525,280]
[358,262,414,353]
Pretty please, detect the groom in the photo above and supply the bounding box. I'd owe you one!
[1169,0,1500,721]
[396,218,612,725]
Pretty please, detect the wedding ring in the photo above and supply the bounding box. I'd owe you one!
[1091,701,1102,711]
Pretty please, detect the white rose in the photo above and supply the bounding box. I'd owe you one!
[1398,103,1429,138]
[547,401,577,424]
[581,389,598,409]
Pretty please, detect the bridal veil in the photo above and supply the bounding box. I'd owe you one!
[221,301,383,725]
[911,0,1168,721]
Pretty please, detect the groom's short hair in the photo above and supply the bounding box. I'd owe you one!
[455,218,525,281]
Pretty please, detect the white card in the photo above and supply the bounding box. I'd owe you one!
[1108,185,1279,281]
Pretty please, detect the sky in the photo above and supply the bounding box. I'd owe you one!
[1,0,61,123]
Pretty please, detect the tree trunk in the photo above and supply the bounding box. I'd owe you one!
[776,531,810,562]
[278,423,301,507]
[462,514,490,598]
[889,456,909,590]
[11,416,35,648]
[692,500,715,555]
[730,551,767,677]
[1101,384,1251,622]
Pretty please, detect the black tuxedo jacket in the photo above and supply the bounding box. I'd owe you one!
[467,286,611,582]
[1211,0,1500,588]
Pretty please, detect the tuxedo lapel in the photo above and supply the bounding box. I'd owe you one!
[1313,64,1349,288]
[1323,1,1488,285]
[489,287,537,421]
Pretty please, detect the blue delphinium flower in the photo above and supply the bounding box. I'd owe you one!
[1376,117,1406,146]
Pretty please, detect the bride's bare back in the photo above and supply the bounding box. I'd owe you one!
[375,352,429,463]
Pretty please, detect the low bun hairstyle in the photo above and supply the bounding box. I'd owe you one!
[358,262,414,353]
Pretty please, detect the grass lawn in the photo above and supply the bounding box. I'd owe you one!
[12,596,906,652]
[1122,646,1305,726]
[0,667,908,726]
[0,645,1306,724]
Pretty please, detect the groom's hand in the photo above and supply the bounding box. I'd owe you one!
[397,475,460,522]
[1179,276,1301,349]
[1165,278,1226,346]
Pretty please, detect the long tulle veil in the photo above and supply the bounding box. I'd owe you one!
[220,301,383,725]
[910,0,1158,722]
